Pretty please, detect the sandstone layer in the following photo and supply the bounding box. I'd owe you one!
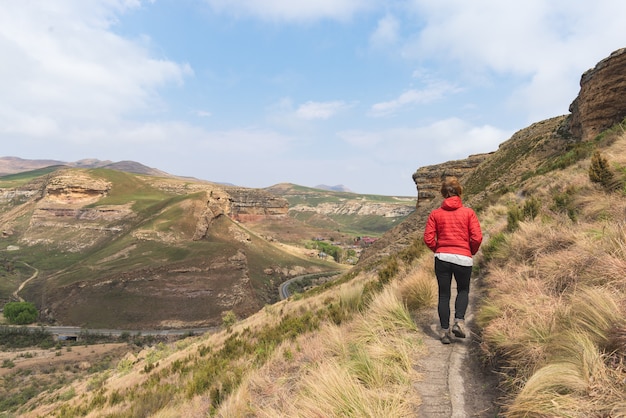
[569,47,626,141]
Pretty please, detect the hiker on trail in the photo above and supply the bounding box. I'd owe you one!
[423,176,482,344]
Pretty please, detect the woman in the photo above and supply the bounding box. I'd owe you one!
[423,176,482,344]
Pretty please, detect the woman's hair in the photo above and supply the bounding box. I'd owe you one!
[441,176,463,198]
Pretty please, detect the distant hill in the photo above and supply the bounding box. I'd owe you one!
[314,184,353,193]
[0,156,170,178]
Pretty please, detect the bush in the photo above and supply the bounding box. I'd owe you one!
[589,150,615,190]
[3,302,38,325]
[550,186,578,221]
[221,311,238,329]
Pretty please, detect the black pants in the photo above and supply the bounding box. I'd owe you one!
[435,257,472,329]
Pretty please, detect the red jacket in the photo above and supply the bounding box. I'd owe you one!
[423,196,482,257]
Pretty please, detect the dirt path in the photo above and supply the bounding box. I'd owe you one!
[414,276,502,417]
[12,261,38,302]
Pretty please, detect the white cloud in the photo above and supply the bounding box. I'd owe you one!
[194,110,213,118]
[203,0,374,22]
[402,0,626,122]
[370,80,460,117]
[0,1,192,142]
[369,14,399,48]
[338,118,509,164]
[296,101,350,120]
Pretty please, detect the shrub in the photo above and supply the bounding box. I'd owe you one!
[589,150,615,190]
[481,232,507,263]
[507,205,523,232]
[3,302,38,325]
[550,186,578,221]
[221,310,238,330]
[377,257,399,284]
[522,196,541,220]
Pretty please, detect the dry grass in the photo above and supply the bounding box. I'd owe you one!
[395,254,438,311]
[477,137,626,417]
[216,271,424,417]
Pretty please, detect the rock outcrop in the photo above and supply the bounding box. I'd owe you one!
[225,187,289,221]
[412,153,490,207]
[569,47,626,141]
[290,201,415,217]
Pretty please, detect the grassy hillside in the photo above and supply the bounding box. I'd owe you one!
[3,120,626,416]
[0,168,340,329]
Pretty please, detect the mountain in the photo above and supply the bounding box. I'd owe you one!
[0,168,336,329]
[314,184,353,193]
[264,183,415,238]
[0,156,171,178]
[3,48,626,417]
[0,168,415,330]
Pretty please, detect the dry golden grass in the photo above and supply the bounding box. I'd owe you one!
[395,253,438,311]
[216,271,424,417]
[477,135,626,417]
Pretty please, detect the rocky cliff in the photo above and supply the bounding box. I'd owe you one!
[0,170,290,251]
[568,48,626,141]
[412,153,490,207]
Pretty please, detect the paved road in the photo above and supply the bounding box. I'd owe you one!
[279,271,342,299]
[12,325,218,338]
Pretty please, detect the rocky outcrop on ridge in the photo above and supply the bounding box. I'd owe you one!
[412,153,489,207]
[568,48,626,141]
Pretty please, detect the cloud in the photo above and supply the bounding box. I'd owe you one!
[296,101,350,120]
[203,0,374,22]
[402,0,626,122]
[370,80,460,117]
[0,1,192,142]
[369,14,400,48]
[193,110,213,118]
[338,118,509,163]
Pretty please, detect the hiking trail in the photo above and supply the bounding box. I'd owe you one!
[413,276,502,417]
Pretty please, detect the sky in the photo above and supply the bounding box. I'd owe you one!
[1,1,625,196]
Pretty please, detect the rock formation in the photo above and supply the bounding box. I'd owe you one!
[568,47,626,141]
[412,153,489,207]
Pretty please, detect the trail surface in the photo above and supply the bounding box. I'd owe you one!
[414,276,501,417]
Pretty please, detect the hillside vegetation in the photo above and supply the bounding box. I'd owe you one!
[0,166,416,330]
[3,116,624,416]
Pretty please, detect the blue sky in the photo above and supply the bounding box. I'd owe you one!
[1,1,625,196]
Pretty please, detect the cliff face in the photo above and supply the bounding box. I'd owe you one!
[412,153,490,207]
[1,170,290,250]
[569,48,626,141]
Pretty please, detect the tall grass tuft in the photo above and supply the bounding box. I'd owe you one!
[338,282,365,314]
[366,287,417,332]
[296,360,414,418]
[566,287,623,348]
[396,257,437,311]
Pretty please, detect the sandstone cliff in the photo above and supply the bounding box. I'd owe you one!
[568,48,626,141]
